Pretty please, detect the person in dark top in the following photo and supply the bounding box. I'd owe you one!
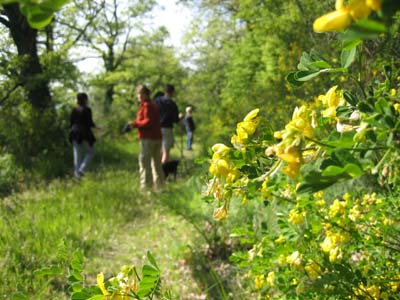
[184,106,196,150]
[153,84,180,163]
[69,92,96,178]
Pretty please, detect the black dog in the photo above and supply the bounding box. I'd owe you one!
[162,160,179,180]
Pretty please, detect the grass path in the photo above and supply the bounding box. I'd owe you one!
[85,181,209,300]
[0,138,217,299]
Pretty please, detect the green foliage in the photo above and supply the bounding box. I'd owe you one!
[0,0,69,29]
[204,2,400,299]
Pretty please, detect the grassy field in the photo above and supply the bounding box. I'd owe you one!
[0,137,246,300]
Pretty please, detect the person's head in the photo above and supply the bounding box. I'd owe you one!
[164,84,175,97]
[77,92,88,106]
[153,91,163,100]
[136,84,151,102]
[186,106,193,115]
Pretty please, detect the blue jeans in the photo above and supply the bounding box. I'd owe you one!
[73,141,94,177]
[186,131,193,150]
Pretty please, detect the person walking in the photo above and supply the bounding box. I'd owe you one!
[184,106,196,150]
[69,92,97,178]
[128,84,164,192]
[154,84,180,163]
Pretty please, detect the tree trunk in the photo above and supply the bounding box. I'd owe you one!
[3,3,52,111]
[104,84,114,113]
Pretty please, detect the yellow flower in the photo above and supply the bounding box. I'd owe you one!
[320,236,336,253]
[267,271,275,286]
[305,261,321,279]
[286,251,302,266]
[278,145,302,164]
[213,205,228,220]
[261,177,270,199]
[313,9,352,33]
[329,199,347,218]
[209,159,231,177]
[329,247,343,262]
[313,0,380,33]
[391,88,397,96]
[282,162,301,179]
[275,234,286,244]
[394,103,400,113]
[366,0,382,11]
[254,274,265,290]
[211,143,230,159]
[274,130,283,139]
[243,108,260,122]
[97,272,110,296]
[348,0,371,20]
[288,209,305,225]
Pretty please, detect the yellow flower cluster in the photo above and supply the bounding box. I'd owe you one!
[271,105,315,178]
[318,86,346,119]
[97,266,139,299]
[254,274,265,290]
[288,208,306,225]
[286,251,302,267]
[209,144,237,180]
[313,0,382,33]
[231,108,261,150]
[305,261,322,280]
[354,283,382,300]
[320,230,349,262]
[328,199,347,218]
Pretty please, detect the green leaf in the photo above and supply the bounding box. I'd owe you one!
[70,270,84,282]
[343,91,358,106]
[375,98,393,116]
[71,292,91,300]
[71,251,84,272]
[33,266,63,276]
[88,295,104,300]
[321,165,344,177]
[343,163,363,178]
[146,251,159,270]
[342,38,362,50]
[40,0,70,11]
[351,19,387,34]
[310,60,332,69]
[331,148,360,167]
[11,292,27,300]
[294,70,320,82]
[336,105,353,118]
[142,264,159,276]
[286,72,305,87]
[341,47,357,68]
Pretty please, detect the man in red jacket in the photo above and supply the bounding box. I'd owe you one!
[128,84,164,192]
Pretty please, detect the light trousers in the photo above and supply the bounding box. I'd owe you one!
[139,139,164,191]
[73,141,94,177]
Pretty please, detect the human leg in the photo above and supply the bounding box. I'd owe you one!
[79,141,94,174]
[186,131,193,150]
[139,139,152,190]
[161,127,174,163]
[72,141,83,177]
[150,139,164,191]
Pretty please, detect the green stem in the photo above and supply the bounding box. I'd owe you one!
[306,137,388,151]
[372,148,391,174]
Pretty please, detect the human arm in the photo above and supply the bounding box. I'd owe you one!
[129,103,153,129]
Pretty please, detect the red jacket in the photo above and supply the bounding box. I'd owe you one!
[130,100,162,140]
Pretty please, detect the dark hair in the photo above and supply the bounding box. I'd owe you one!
[136,84,151,101]
[165,84,175,95]
[77,92,88,106]
[153,91,164,100]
